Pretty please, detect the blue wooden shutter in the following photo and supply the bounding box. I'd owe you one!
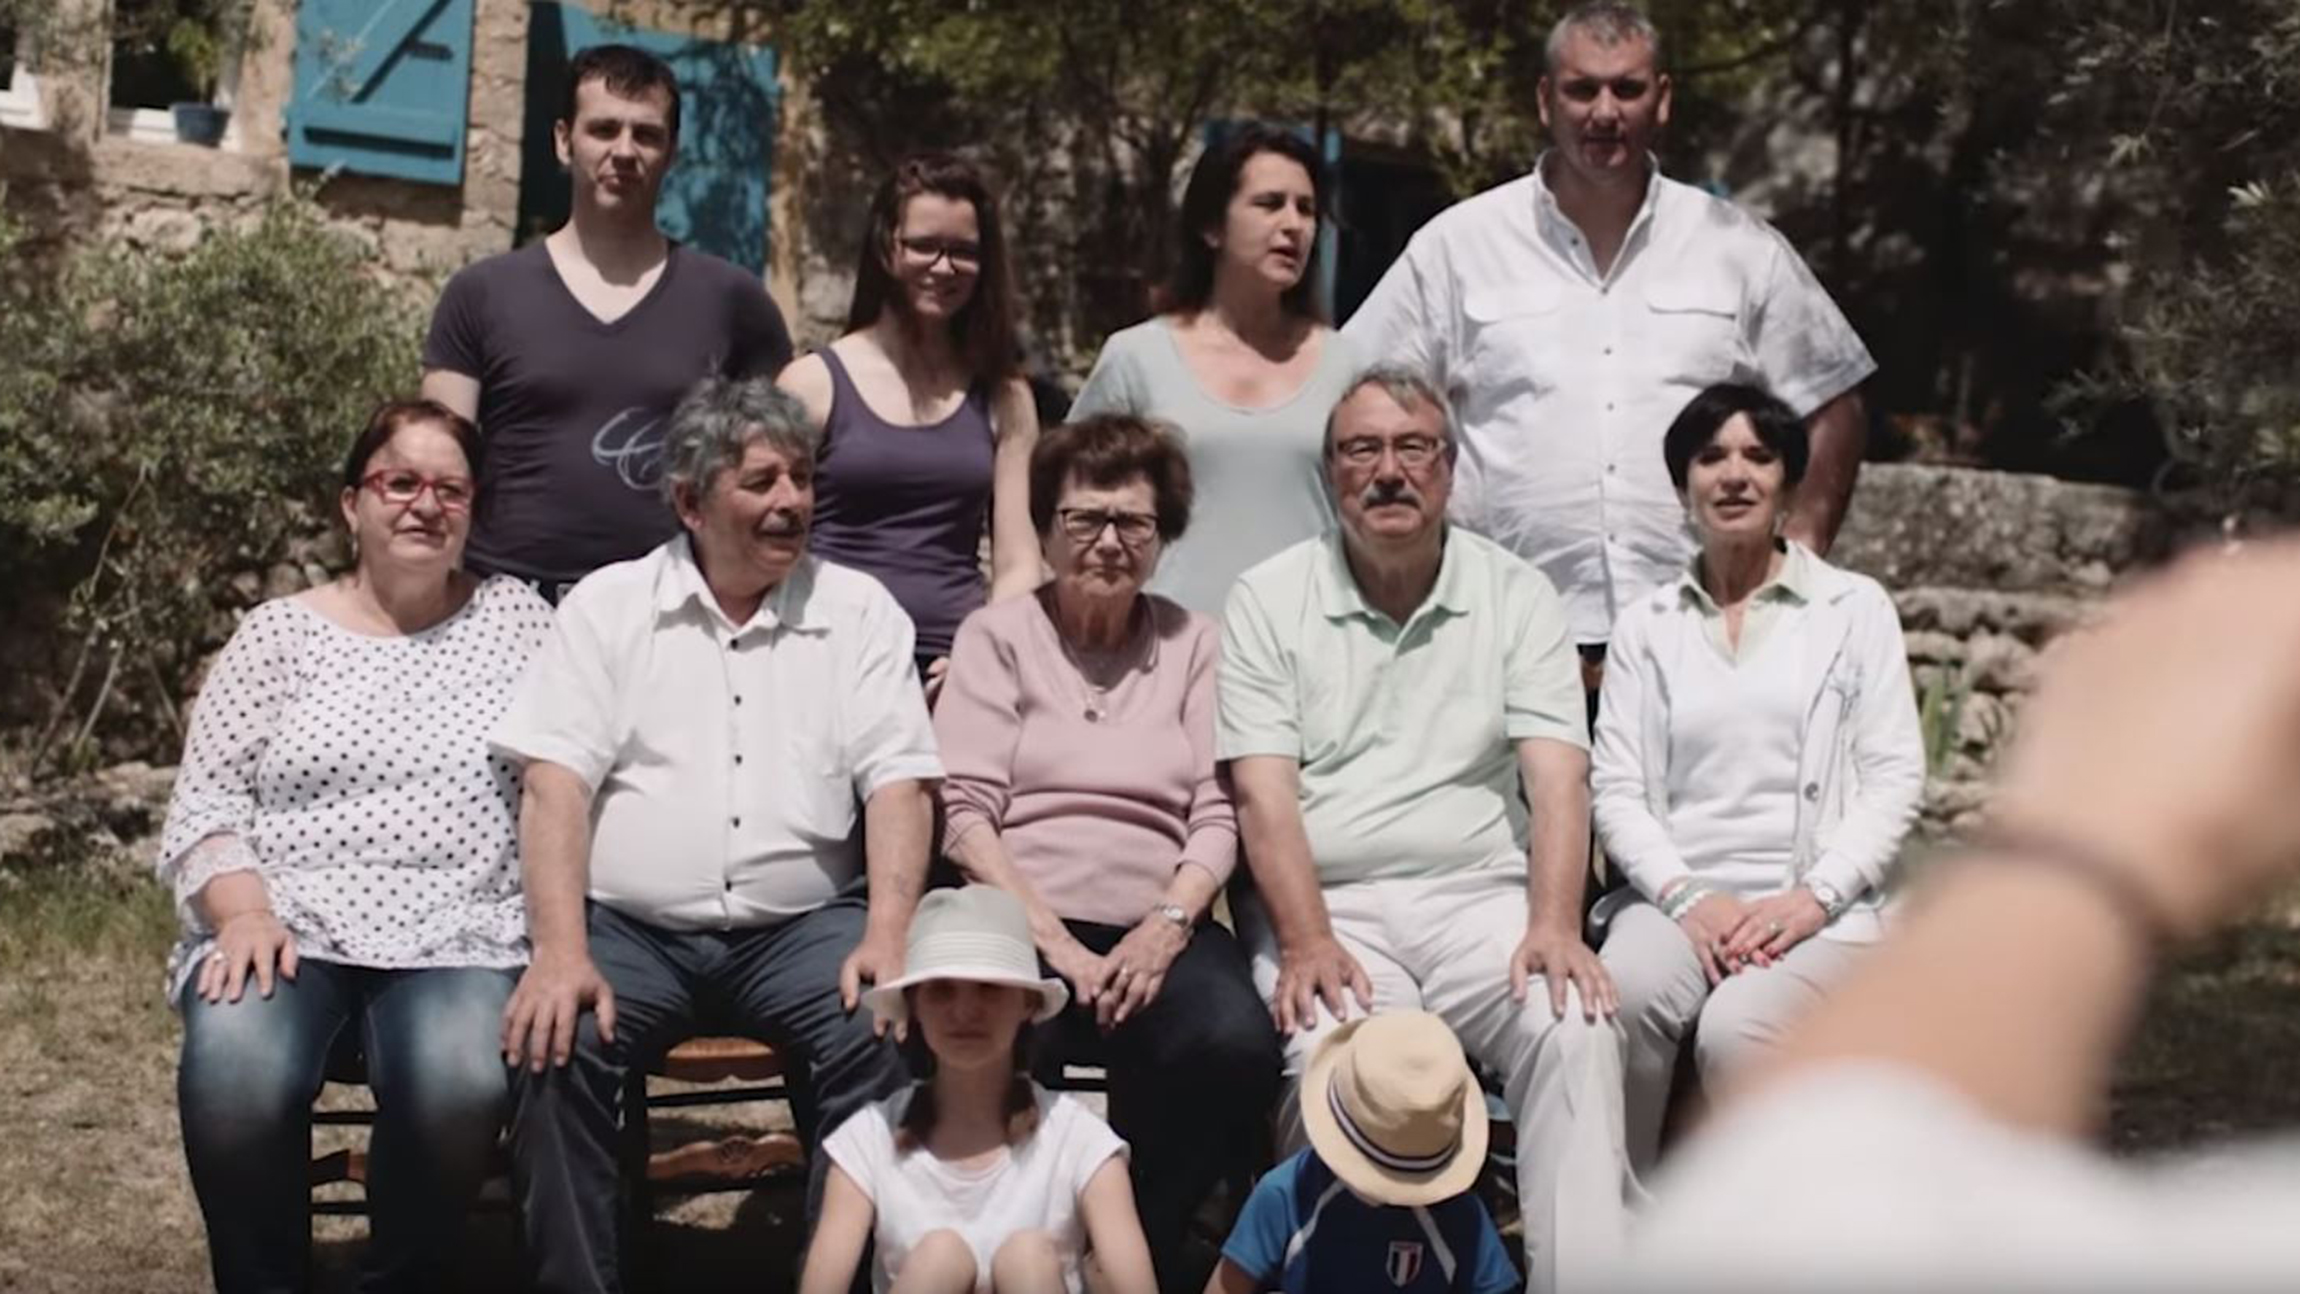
[288,0,475,186]
[521,5,779,272]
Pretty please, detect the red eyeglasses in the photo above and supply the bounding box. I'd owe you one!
[360,470,475,512]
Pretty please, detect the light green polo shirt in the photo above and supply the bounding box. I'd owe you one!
[1218,526,1588,885]
[1680,540,1815,663]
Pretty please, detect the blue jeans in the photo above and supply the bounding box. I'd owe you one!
[177,960,517,1294]
[509,898,907,1294]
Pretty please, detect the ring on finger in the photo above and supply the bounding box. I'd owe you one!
[1767,920,1785,936]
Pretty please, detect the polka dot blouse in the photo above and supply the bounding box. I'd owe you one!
[155,576,555,1001]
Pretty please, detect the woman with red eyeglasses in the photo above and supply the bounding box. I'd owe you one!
[156,398,554,1293]
[779,152,1043,699]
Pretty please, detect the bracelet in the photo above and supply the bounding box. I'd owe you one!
[1660,879,1715,922]
[1972,826,2176,947]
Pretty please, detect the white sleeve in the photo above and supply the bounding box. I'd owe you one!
[845,588,944,799]
[1618,1064,2300,1293]
[154,602,308,922]
[1055,1097,1128,1199]
[490,581,627,788]
[1746,228,1875,417]
[1590,603,1695,900]
[821,1100,892,1207]
[1804,580,1925,902]
[1340,233,1450,386]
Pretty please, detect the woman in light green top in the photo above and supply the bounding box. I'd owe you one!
[1069,124,1359,614]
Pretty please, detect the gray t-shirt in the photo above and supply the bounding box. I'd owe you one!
[1070,319,1358,615]
[423,242,793,586]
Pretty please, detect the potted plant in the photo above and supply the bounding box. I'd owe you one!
[165,14,227,144]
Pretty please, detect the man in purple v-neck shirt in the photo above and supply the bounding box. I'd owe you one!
[422,44,791,596]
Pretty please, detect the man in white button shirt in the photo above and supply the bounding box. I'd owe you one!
[1342,1,1875,666]
[491,376,940,1294]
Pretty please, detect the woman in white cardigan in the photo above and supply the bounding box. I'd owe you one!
[1593,382,1925,1175]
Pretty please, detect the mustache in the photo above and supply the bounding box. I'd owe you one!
[1360,481,1423,509]
[755,511,808,537]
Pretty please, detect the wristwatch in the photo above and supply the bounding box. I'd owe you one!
[1153,902,1193,935]
[1805,880,1849,921]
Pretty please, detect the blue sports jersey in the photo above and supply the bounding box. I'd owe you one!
[1220,1148,1521,1293]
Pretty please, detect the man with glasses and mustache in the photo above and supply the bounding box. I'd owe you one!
[423,44,792,606]
[1342,1,1873,698]
[1218,366,1635,1293]
[490,376,937,1294]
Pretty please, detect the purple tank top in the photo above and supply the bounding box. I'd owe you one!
[807,348,997,658]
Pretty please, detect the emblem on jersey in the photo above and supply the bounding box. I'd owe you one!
[1385,1240,1425,1286]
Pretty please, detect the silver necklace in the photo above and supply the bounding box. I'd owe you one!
[1052,598,1156,723]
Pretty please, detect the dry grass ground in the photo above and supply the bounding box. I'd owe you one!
[5,863,2299,1292]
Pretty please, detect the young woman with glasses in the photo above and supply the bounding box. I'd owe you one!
[157,399,555,1292]
[779,152,1042,697]
[1068,123,1361,615]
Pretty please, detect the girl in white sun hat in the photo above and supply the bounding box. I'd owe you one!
[800,885,1158,1294]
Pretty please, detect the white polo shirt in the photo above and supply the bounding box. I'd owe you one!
[492,536,942,930]
[1342,157,1876,643]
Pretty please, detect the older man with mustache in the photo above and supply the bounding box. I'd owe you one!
[490,375,939,1294]
[1220,365,1637,1292]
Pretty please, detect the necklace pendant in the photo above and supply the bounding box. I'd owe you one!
[1083,703,1103,723]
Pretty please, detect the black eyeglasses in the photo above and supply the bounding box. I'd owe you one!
[1331,435,1447,469]
[1055,507,1159,547]
[896,235,983,270]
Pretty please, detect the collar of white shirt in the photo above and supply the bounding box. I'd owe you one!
[1679,539,1815,615]
[654,535,835,638]
[1529,150,1667,281]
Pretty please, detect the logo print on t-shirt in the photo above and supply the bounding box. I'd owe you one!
[1386,1240,1424,1286]
[592,407,668,491]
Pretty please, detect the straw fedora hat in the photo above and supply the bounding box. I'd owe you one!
[861,886,1070,1031]
[1300,1011,1488,1207]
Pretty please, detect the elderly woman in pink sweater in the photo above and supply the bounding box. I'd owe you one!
[932,413,1281,1290]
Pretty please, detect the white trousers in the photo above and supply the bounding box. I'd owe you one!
[1601,899,1869,1175]
[1245,867,1634,1294]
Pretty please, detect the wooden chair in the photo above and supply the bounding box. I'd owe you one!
[307,1034,804,1226]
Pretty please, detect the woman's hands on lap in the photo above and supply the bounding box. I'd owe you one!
[1722,889,1829,968]
[1098,917,1188,1028]
[1675,892,1753,984]
[1044,931,1112,1015]
[198,909,299,1004]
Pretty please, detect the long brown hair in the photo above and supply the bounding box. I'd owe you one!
[846,152,1021,384]
[892,990,1042,1154]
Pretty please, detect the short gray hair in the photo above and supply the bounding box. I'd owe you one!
[658,376,822,505]
[1324,363,1460,463]
[1545,1,1664,73]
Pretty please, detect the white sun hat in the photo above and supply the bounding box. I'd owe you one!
[861,885,1070,1031]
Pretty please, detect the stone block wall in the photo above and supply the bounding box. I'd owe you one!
[0,0,532,290]
[1832,462,2172,839]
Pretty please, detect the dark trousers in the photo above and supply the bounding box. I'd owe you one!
[508,899,907,1294]
[1034,918,1282,1292]
[178,961,516,1294]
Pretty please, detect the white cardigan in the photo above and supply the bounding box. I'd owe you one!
[1591,545,1925,943]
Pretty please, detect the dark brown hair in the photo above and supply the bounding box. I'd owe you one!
[561,43,681,138]
[892,995,1042,1154]
[340,398,483,490]
[1661,382,1809,490]
[847,152,1020,383]
[1167,123,1328,319]
[1028,414,1195,542]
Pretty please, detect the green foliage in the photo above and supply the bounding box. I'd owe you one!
[2039,0,2300,519]
[1916,666,1970,780]
[0,196,423,771]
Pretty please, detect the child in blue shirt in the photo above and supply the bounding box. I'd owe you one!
[1207,1011,1521,1294]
